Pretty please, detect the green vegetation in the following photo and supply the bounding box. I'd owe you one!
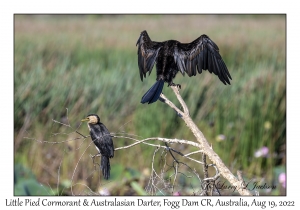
[14,15,286,195]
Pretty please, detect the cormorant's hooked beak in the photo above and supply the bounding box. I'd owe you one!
[81,118,89,122]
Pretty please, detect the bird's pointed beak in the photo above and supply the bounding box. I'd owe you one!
[81,118,89,122]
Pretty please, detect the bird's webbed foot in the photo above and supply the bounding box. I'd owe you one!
[168,82,181,89]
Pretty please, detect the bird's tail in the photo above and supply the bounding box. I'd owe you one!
[141,79,164,104]
[101,156,111,180]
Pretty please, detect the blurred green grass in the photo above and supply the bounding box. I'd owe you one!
[14,14,286,195]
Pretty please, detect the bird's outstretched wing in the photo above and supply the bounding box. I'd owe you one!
[136,30,162,81]
[174,35,232,85]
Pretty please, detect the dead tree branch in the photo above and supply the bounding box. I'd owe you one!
[159,86,252,196]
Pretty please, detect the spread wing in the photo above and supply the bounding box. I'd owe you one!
[136,30,162,81]
[174,35,232,85]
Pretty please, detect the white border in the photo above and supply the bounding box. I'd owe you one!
[2,0,299,209]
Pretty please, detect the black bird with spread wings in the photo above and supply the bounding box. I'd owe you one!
[136,30,232,104]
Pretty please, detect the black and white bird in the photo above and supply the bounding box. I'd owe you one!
[81,114,114,179]
[136,30,232,104]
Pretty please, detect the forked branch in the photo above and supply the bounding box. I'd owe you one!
[159,86,252,196]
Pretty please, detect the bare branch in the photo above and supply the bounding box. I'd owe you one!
[183,150,203,157]
[159,87,253,196]
[159,93,184,117]
[113,136,202,151]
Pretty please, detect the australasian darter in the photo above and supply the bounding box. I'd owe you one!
[136,30,232,104]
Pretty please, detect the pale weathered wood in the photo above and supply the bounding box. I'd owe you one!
[160,86,252,196]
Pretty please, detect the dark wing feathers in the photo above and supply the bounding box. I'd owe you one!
[136,31,162,81]
[91,124,114,158]
[197,51,203,74]
[201,47,206,70]
[174,47,186,75]
[174,35,231,84]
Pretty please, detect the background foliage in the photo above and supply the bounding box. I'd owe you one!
[14,14,286,195]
